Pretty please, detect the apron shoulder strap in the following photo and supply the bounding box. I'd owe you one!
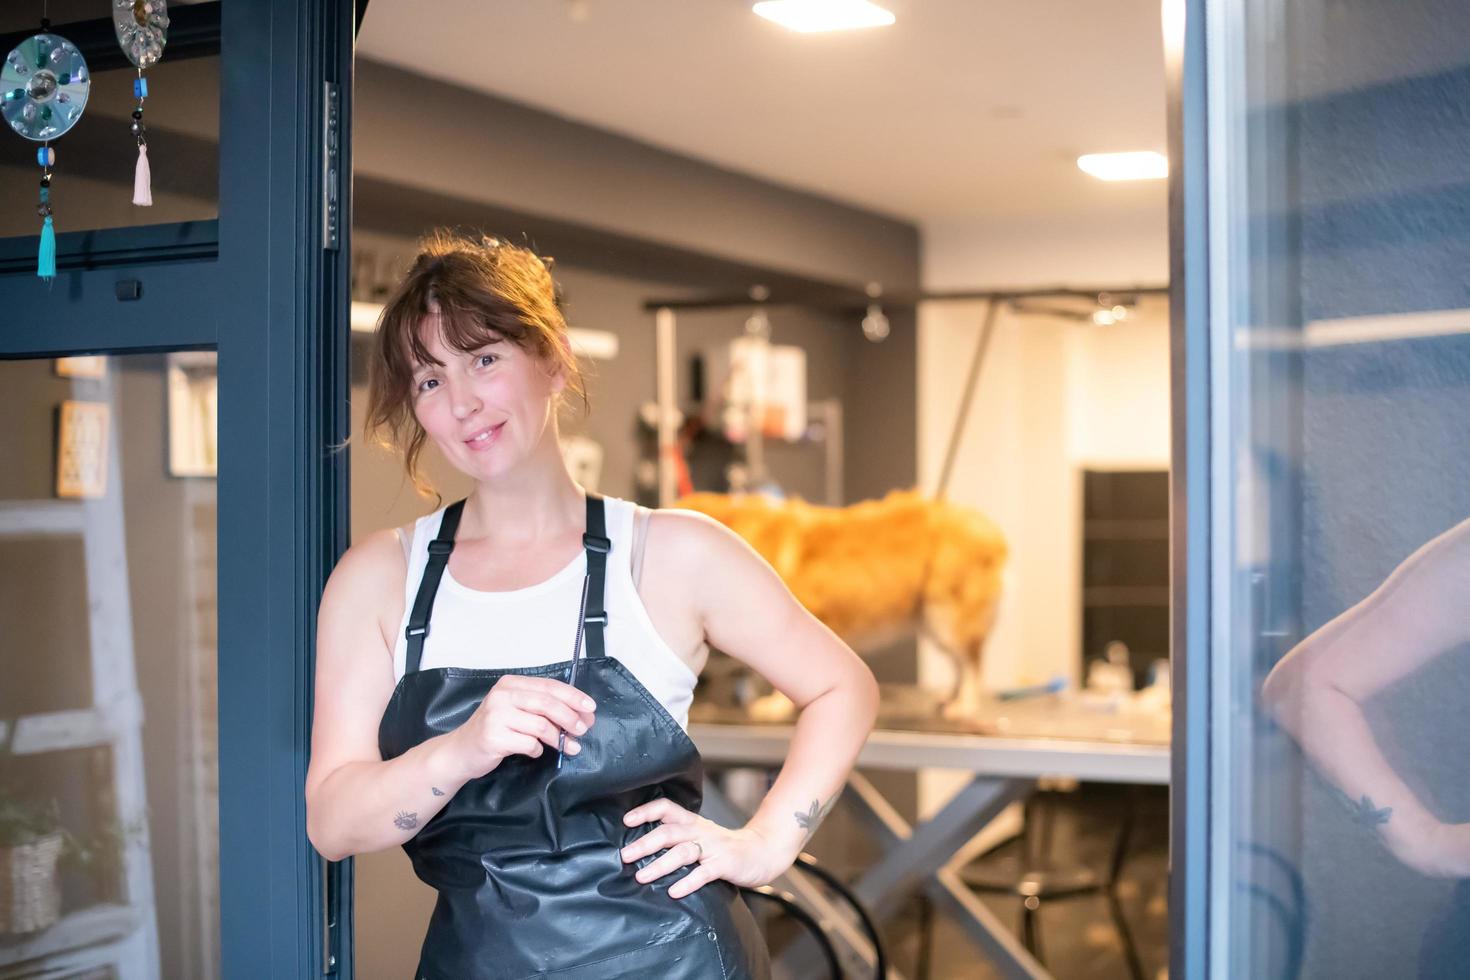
[403,499,466,674]
[581,493,610,659]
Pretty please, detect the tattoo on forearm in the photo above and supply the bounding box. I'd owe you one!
[431,787,446,797]
[1347,794,1392,829]
[394,810,419,831]
[794,795,838,841]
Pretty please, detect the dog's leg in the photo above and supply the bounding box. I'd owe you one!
[942,642,987,720]
[917,618,980,721]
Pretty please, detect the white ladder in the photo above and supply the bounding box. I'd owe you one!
[0,377,159,978]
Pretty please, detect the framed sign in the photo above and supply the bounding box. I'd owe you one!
[55,356,108,379]
[167,352,219,478]
[55,400,110,498]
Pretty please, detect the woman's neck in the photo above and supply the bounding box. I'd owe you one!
[459,449,586,548]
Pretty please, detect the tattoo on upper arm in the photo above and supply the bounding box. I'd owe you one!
[394,810,419,831]
[431,787,446,797]
[794,795,838,840]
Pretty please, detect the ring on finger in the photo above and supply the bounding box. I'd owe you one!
[689,840,703,864]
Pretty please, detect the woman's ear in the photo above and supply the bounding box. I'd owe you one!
[549,334,574,393]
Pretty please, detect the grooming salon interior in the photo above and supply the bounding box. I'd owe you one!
[1,1,1468,978]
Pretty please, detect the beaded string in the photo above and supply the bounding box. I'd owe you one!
[36,142,55,280]
[131,66,151,206]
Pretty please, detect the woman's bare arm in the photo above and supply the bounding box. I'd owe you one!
[304,529,476,861]
[1262,517,1470,876]
[305,528,599,862]
[648,511,878,855]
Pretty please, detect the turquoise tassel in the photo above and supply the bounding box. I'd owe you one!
[38,215,56,280]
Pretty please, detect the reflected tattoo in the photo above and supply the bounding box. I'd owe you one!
[1348,794,1392,829]
[431,787,446,797]
[1328,785,1393,830]
[394,810,419,830]
[794,795,838,840]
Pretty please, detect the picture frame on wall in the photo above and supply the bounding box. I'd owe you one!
[54,355,108,380]
[55,400,110,499]
[167,352,219,478]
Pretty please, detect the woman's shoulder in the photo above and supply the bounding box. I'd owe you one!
[322,514,430,608]
[325,529,405,597]
[644,505,754,571]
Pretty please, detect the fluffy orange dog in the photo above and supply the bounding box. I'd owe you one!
[675,490,1007,717]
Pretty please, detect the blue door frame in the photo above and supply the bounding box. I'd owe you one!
[1166,0,1210,976]
[0,1,354,976]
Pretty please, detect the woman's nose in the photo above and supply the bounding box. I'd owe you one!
[449,381,481,420]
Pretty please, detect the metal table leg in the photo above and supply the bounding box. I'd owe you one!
[843,772,1050,980]
[705,768,1053,980]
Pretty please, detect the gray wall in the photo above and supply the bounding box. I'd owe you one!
[353,61,919,294]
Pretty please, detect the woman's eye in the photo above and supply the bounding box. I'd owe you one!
[416,378,439,393]
[476,354,497,368]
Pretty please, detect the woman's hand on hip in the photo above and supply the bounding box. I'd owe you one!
[449,675,596,779]
[620,798,796,899]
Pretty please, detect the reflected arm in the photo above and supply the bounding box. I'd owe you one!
[1262,517,1470,876]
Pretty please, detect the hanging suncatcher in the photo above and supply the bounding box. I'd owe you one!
[2,24,90,280]
[113,0,169,207]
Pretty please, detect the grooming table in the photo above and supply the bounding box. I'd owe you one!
[692,702,1169,979]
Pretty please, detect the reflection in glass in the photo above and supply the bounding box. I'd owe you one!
[1211,2,1470,976]
[1265,518,1470,878]
[0,353,219,978]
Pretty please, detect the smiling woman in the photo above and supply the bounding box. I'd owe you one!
[364,233,587,496]
[308,230,878,979]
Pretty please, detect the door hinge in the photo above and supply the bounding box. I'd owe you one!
[322,81,341,251]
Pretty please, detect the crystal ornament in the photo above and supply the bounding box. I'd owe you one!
[114,0,169,69]
[2,34,89,141]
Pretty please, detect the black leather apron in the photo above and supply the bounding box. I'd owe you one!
[378,494,772,979]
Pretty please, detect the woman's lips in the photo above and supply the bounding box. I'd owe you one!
[463,422,505,452]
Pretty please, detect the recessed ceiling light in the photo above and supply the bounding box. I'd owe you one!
[753,0,896,34]
[1077,151,1169,181]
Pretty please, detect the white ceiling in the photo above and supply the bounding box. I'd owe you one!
[358,0,1169,229]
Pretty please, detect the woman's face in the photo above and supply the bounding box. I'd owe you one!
[409,312,565,482]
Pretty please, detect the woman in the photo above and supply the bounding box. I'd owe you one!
[304,232,879,979]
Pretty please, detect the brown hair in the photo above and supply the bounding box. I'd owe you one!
[365,230,588,495]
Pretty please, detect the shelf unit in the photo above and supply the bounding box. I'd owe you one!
[1081,469,1170,686]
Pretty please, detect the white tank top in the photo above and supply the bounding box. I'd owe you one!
[391,496,707,729]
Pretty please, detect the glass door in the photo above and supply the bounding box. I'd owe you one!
[1171,0,1470,975]
[0,352,221,978]
[0,2,353,977]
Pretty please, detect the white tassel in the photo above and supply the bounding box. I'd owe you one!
[132,143,153,207]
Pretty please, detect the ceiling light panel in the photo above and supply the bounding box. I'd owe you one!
[753,0,896,34]
[1076,151,1169,181]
